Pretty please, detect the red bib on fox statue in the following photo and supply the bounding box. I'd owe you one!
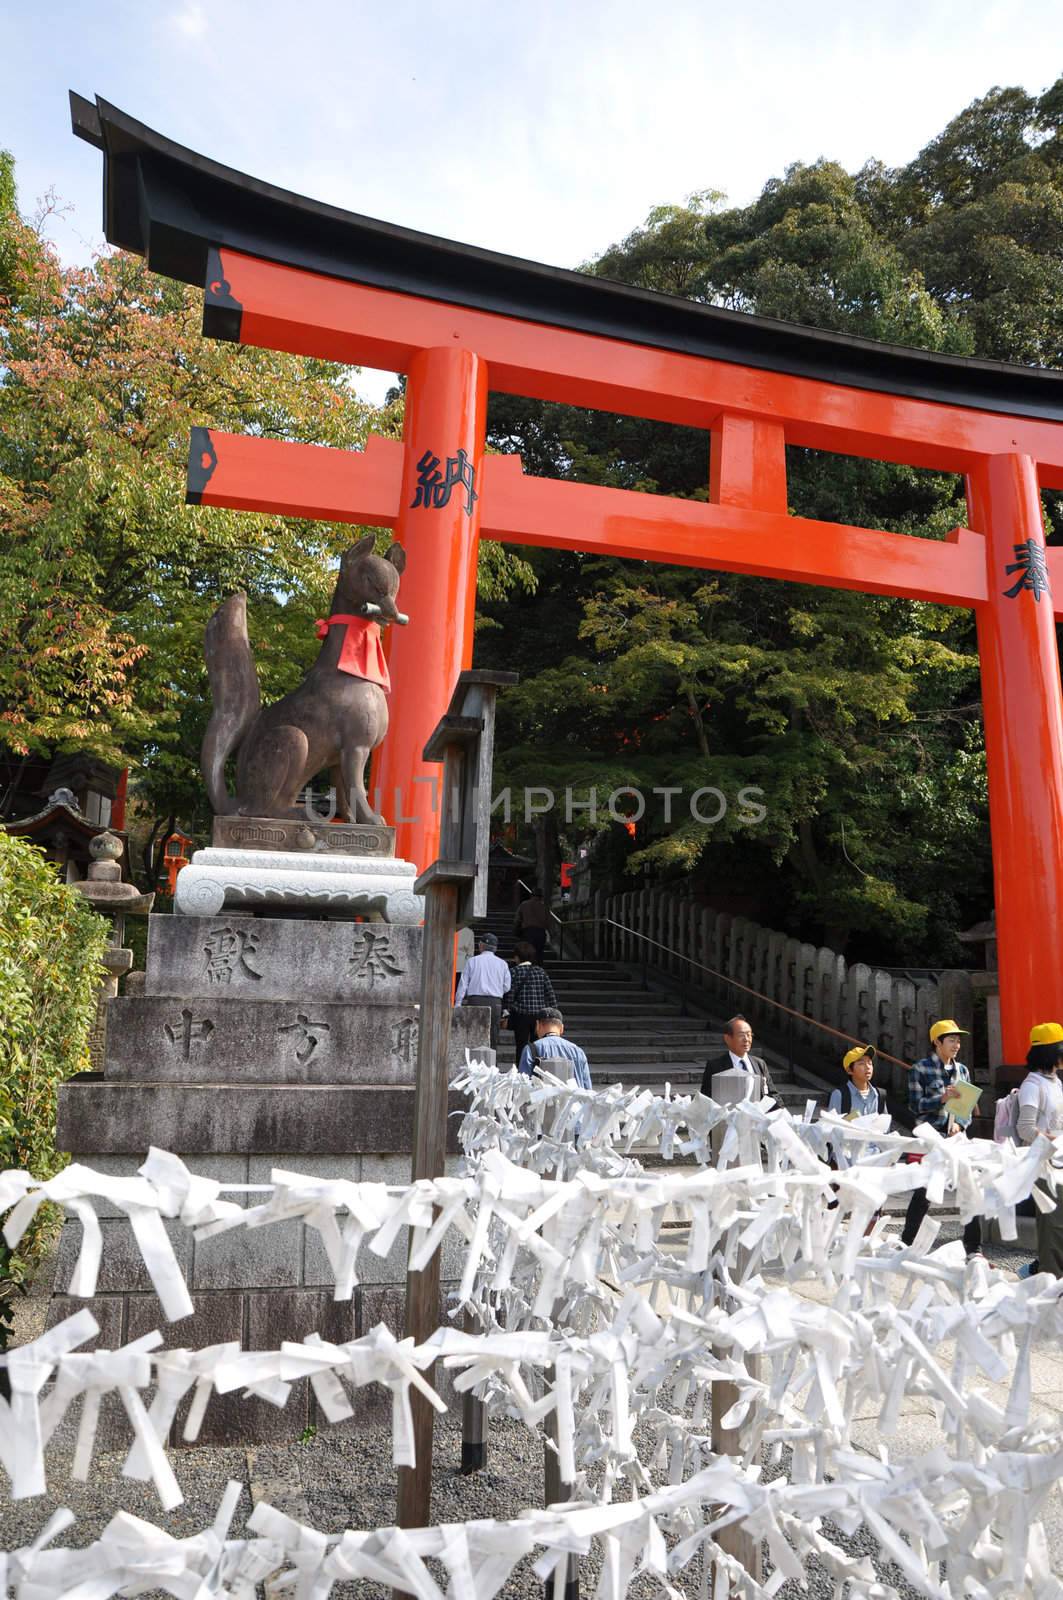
[314,614,391,692]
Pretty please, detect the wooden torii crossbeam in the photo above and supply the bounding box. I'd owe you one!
[73,93,1063,1063]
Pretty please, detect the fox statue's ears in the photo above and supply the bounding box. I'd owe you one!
[342,534,379,566]
[340,536,406,575]
[341,534,377,566]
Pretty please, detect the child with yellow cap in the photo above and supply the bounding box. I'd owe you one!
[827,1044,887,1172]
[1016,1023,1063,1279]
[829,1045,884,1119]
[901,1019,983,1259]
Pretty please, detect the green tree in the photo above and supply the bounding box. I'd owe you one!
[0,833,110,1330]
[896,82,1063,366]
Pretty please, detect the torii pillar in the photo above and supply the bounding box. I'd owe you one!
[372,347,487,870]
[969,454,1063,1063]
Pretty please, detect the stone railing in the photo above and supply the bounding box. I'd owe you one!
[574,888,978,1094]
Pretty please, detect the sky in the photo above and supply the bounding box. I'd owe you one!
[4,0,1061,401]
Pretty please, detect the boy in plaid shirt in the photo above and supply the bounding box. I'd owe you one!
[503,942,558,1064]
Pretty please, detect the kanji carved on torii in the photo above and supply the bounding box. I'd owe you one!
[73,93,1063,1062]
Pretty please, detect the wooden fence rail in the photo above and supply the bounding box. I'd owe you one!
[571,889,978,1095]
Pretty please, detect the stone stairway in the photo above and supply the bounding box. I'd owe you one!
[472,906,537,961]
[471,911,819,1109]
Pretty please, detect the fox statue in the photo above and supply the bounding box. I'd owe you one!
[201,535,408,824]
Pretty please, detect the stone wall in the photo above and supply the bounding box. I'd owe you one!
[47,1150,466,1445]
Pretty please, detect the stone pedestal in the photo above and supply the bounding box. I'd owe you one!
[174,846,424,921]
[53,908,493,1444]
[211,815,396,855]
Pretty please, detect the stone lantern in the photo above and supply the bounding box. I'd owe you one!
[73,831,155,1060]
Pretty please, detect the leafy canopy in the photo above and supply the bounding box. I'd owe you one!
[479,76,1063,963]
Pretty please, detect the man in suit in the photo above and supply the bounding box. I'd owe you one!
[700,1014,776,1100]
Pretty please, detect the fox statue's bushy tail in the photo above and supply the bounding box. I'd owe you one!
[201,593,261,816]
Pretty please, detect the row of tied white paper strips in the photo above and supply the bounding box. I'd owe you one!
[8,1258,1063,1543]
[1,1062,1052,1322]
[4,1059,1063,1597]
[11,1443,1063,1600]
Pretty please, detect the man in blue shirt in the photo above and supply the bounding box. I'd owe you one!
[901,1018,982,1258]
[455,931,510,1048]
[518,1008,592,1089]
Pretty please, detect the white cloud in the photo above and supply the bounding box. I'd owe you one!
[170,2,207,40]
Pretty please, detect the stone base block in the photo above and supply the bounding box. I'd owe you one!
[145,914,425,1003]
[57,1082,474,1154]
[46,1151,464,1445]
[103,994,491,1084]
[174,847,423,922]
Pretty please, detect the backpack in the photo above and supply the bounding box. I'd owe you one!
[993,1086,1021,1143]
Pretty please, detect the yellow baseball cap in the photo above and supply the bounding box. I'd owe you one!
[1030,1022,1063,1047]
[929,1019,968,1044]
[843,1044,875,1073]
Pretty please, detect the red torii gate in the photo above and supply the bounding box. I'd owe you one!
[74,95,1063,1064]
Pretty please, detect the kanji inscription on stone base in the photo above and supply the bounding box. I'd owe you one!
[163,1009,215,1060]
[106,996,484,1085]
[145,915,424,1003]
[277,1010,331,1063]
[390,1016,419,1067]
[202,925,263,985]
[349,929,406,987]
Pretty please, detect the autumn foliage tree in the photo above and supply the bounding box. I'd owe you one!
[0,158,530,867]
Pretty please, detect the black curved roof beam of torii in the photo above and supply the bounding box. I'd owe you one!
[70,91,1063,427]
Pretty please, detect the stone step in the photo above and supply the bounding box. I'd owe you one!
[547,985,697,998]
[544,956,631,966]
[497,1036,715,1055]
[547,983,654,997]
[546,972,640,983]
[549,1010,691,1024]
[493,1064,816,1102]
[495,1046,711,1066]
[539,968,634,981]
[57,1080,471,1156]
[525,1004,694,1017]
[496,1032,711,1050]
[543,1010,711,1028]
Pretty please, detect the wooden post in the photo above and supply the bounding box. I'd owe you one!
[395,863,459,1534]
[393,669,516,1583]
[710,1363,763,1583]
[460,1305,487,1474]
[543,1389,579,1600]
[710,1068,765,1588]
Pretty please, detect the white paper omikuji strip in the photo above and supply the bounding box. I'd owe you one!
[10,1446,1063,1600]
[1,1063,1056,1315]
[7,1059,1063,1595]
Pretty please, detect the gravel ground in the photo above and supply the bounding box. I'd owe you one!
[0,1226,1038,1597]
[0,1414,961,1599]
